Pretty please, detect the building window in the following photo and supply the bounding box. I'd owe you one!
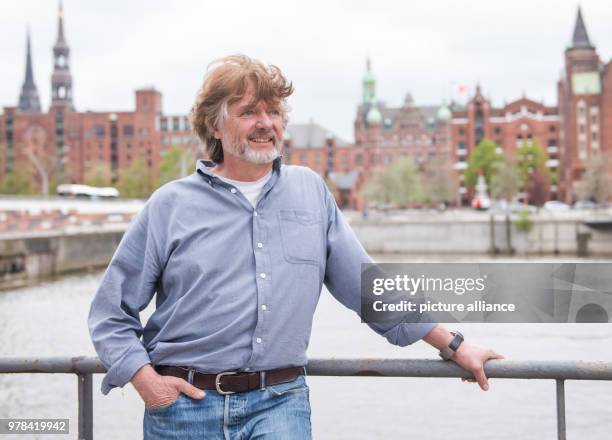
[160,119,168,131]
[458,128,465,136]
[95,125,105,138]
[549,125,556,133]
[173,117,180,131]
[494,127,501,135]
[592,132,598,142]
[123,125,134,137]
[579,124,585,134]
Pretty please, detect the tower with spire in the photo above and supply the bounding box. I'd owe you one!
[50,1,74,111]
[557,6,607,202]
[18,30,41,113]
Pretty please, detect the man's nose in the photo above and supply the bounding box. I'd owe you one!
[255,111,273,128]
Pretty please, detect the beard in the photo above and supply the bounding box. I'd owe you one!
[224,130,281,165]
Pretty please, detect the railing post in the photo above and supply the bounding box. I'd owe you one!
[78,373,93,440]
[556,379,566,440]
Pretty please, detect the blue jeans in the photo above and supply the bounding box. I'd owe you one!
[143,375,312,439]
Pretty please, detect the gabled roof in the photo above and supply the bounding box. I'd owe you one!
[329,171,359,190]
[286,122,349,149]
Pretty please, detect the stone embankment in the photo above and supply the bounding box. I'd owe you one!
[1,199,611,290]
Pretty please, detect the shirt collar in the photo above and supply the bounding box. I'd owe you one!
[196,157,282,184]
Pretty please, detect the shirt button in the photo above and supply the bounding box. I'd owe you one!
[256,337,262,344]
[230,188,237,194]
[260,273,266,279]
[257,242,263,248]
[254,211,258,216]
[261,304,267,311]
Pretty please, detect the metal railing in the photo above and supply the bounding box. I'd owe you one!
[2,357,612,440]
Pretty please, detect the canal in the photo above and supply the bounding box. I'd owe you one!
[1,256,611,439]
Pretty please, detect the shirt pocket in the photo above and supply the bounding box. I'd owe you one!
[278,209,323,265]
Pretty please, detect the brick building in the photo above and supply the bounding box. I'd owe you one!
[451,87,561,201]
[1,5,164,189]
[451,8,612,204]
[2,6,610,208]
[557,8,612,202]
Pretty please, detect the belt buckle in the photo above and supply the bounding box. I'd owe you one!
[215,371,237,395]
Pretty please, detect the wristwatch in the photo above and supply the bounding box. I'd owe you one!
[438,331,464,360]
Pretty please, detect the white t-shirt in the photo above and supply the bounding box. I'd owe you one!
[215,171,272,208]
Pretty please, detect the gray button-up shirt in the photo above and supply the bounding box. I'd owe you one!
[88,159,435,394]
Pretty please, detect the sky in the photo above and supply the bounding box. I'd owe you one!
[1,0,612,142]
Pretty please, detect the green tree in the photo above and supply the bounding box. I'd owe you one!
[84,161,112,187]
[116,160,152,199]
[0,168,37,195]
[490,156,520,201]
[464,139,502,190]
[156,146,195,188]
[516,140,550,188]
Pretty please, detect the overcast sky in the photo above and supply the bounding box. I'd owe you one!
[1,0,611,141]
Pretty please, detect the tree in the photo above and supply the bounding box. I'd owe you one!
[0,168,37,195]
[363,168,397,206]
[464,139,502,190]
[525,168,551,207]
[156,146,195,188]
[116,160,152,199]
[576,152,611,203]
[84,161,112,187]
[515,140,551,205]
[392,158,423,206]
[490,156,520,201]
[362,158,422,207]
[422,156,457,205]
[516,140,550,187]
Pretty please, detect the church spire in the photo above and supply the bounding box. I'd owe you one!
[362,58,376,104]
[571,6,593,49]
[51,0,74,111]
[18,29,42,113]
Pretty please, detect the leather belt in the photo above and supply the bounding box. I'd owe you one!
[155,365,305,395]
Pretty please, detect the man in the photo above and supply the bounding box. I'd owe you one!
[88,55,502,439]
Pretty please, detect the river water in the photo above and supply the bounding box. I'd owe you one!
[1,257,612,439]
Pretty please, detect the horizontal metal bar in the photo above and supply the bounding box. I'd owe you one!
[306,359,612,380]
[1,357,612,381]
[0,357,106,374]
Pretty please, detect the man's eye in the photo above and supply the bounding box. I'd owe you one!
[241,110,255,116]
[270,109,281,116]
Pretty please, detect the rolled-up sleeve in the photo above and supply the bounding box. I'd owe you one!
[322,183,436,346]
[88,202,162,394]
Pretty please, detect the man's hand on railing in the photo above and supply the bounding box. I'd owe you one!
[130,364,205,409]
[423,325,504,391]
[452,343,504,391]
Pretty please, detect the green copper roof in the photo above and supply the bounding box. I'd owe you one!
[436,101,452,121]
[366,105,382,125]
[571,72,601,95]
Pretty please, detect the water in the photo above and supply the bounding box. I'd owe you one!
[1,267,611,440]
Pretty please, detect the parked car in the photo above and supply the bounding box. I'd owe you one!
[573,200,597,210]
[543,201,570,211]
[488,200,537,214]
